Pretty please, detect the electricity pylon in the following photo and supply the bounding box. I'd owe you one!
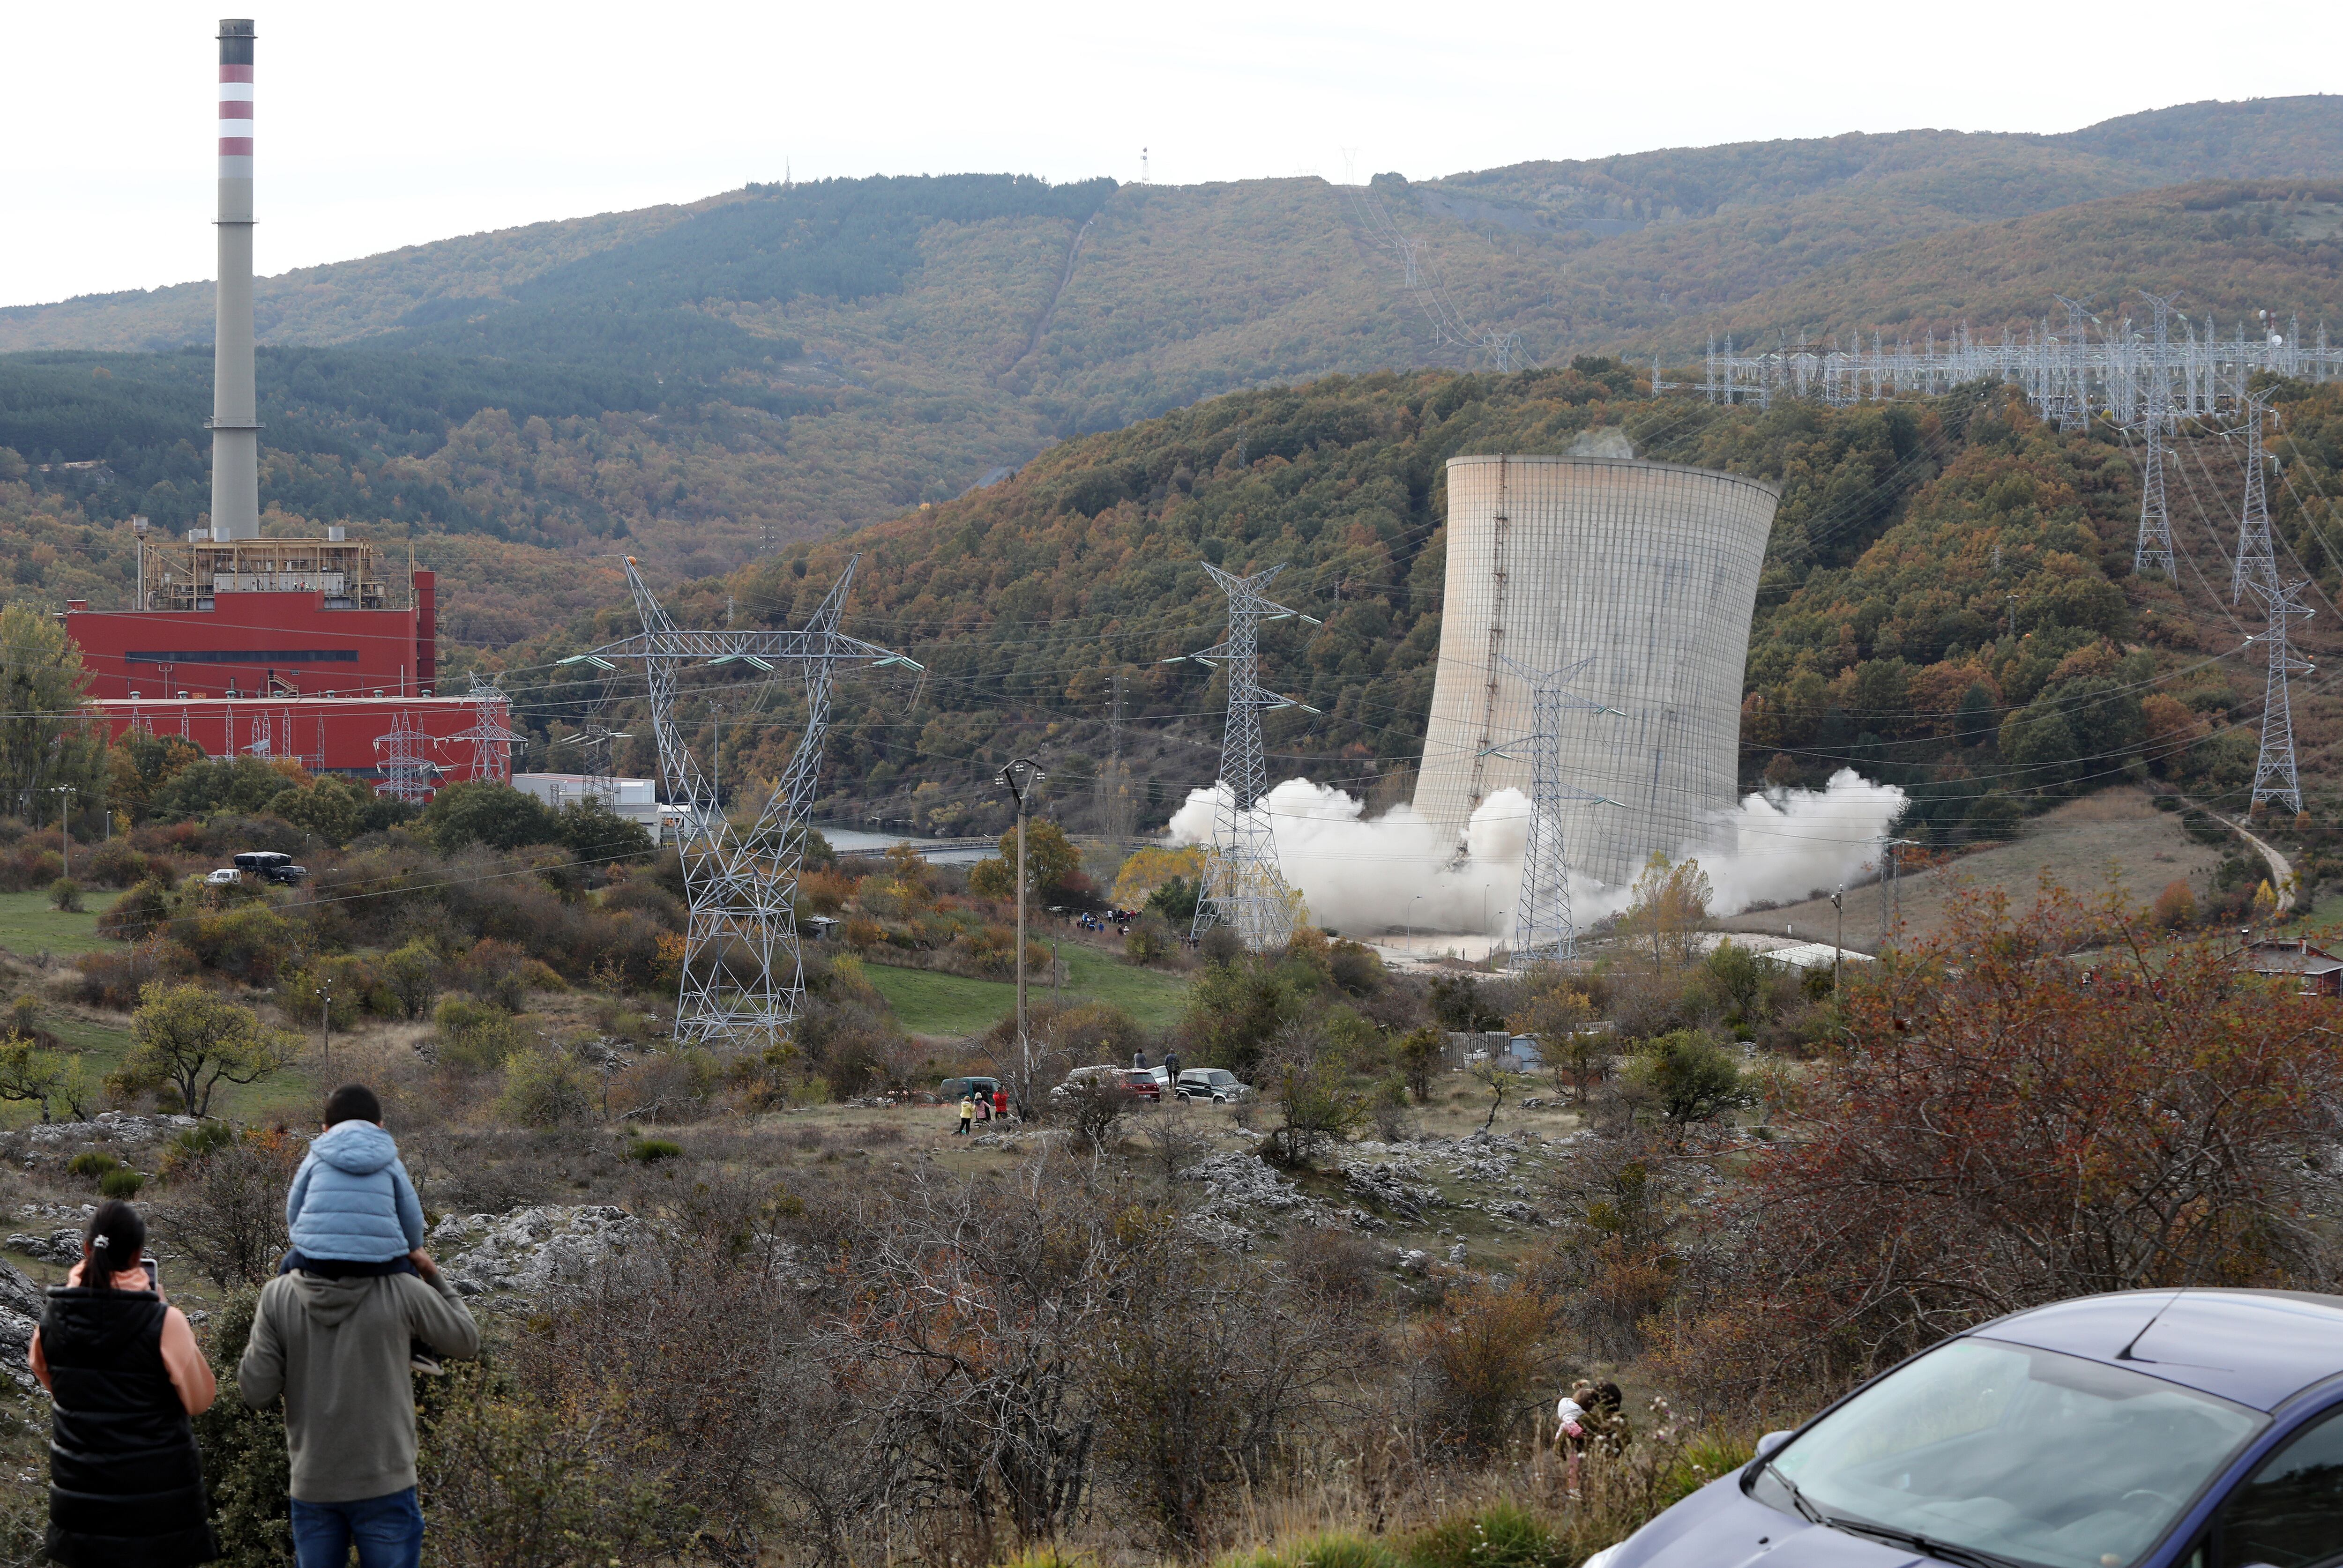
[1480,655,1618,969]
[440,671,525,785]
[1163,563,1320,950]
[2134,291,2179,578]
[2246,577,2314,817]
[2052,294,2093,432]
[2234,392,2280,605]
[572,556,917,1047]
[372,714,435,806]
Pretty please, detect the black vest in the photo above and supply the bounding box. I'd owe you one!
[39,1285,218,1567]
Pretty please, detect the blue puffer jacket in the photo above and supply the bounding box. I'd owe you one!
[284,1121,426,1263]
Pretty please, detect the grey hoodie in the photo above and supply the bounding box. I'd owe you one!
[238,1268,479,1502]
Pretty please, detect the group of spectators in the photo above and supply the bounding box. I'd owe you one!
[30,1084,474,1568]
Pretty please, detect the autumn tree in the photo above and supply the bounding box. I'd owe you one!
[1651,882,2343,1416]
[1619,853,1711,970]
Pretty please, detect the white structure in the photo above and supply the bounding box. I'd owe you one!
[512,773,663,842]
[1414,450,1780,889]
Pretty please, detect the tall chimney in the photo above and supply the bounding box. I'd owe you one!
[209,18,260,542]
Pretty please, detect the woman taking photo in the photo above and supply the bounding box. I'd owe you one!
[30,1198,219,1566]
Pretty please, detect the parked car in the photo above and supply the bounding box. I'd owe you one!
[938,1076,1000,1102]
[1050,1064,1130,1100]
[1119,1069,1162,1102]
[1176,1069,1250,1103]
[1583,1287,2343,1568]
[203,868,240,886]
[232,850,306,885]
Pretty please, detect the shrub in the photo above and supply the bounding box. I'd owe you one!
[625,1137,682,1163]
[184,903,296,986]
[162,1127,300,1288]
[1627,1030,1747,1125]
[2151,877,2198,929]
[1416,1283,1555,1454]
[71,938,197,1010]
[97,877,177,942]
[1222,1538,1399,1568]
[381,940,443,1020]
[497,1046,596,1127]
[433,996,526,1075]
[48,877,83,912]
[99,1167,146,1199]
[1404,1504,1568,1568]
[80,838,166,890]
[67,1151,120,1181]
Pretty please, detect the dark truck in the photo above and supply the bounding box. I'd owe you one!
[232,851,307,886]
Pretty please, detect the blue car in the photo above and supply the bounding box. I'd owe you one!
[1587,1289,2343,1568]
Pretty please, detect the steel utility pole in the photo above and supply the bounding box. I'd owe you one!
[50,787,75,881]
[1829,884,1845,990]
[997,758,1044,1107]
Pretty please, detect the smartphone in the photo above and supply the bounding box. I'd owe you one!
[141,1258,158,1291]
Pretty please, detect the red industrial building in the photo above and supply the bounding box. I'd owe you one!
[67,531,508,798]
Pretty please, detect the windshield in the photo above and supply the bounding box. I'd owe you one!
[1754,1337,2264,1568]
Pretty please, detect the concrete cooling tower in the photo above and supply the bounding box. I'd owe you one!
[1412,450,1781,889]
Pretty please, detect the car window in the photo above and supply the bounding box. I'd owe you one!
[2214,1404,2343,1568]
[1761,1338,2264,1568]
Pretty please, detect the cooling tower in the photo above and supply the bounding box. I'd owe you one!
[1413,452,1780,889]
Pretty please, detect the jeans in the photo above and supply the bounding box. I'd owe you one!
[279,1249,419,1278]
[289,1487,424,1568]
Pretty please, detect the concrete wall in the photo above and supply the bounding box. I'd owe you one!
[1413,454,1780,888]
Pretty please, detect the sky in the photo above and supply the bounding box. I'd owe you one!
[7,0,2333,309]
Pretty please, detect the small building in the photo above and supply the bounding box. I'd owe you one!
[2241,937,2343,998]
[511,773,663,843]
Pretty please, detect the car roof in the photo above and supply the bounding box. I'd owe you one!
[1975,1288,2343,1411]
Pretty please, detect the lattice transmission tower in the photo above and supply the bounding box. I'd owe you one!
[2133,291,2179,577]
[373,713,436,806]
[572,556,915,1047]
[1481,655,1617,970]
[441,671,525,784]
[1165,563,1319,950]
[2234,392,2281,605]
[2247,577,2314,817]
[2052,294,2094,432]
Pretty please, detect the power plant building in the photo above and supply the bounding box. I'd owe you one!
[1413,451,1780,889]
[57,19,502,800]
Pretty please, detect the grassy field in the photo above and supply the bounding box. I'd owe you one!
[0,889,108,957]
[860,944,1190,1039]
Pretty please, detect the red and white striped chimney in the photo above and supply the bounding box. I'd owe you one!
[209,18,260,542]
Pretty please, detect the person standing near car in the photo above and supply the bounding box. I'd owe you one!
[992,1086,1009,1123]
[31,1199,219,1567]
[955,1094,975,1135]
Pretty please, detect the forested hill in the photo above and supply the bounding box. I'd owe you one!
[1,100,2341,649]
[530,364,2343,856]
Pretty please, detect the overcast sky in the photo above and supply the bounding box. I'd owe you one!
[7,0,2332,309]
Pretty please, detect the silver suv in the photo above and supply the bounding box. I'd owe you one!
[1176,1068,1249,1103]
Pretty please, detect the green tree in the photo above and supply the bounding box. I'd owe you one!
[968,818,1082,901]
[273,776,369,846]
[0,602,103,823]
[148,756,302,821]
[420,781,563,853]
[1395,1026,1445,1103]
[1630,1029,1747,1126]
[112,982,295,1118]
[557,796,655,864]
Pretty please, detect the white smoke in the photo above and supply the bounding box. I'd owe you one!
[1164,767,1908,935]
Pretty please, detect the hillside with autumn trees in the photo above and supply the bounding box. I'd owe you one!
[0,100,2339,637]
[483,361,2343,908]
